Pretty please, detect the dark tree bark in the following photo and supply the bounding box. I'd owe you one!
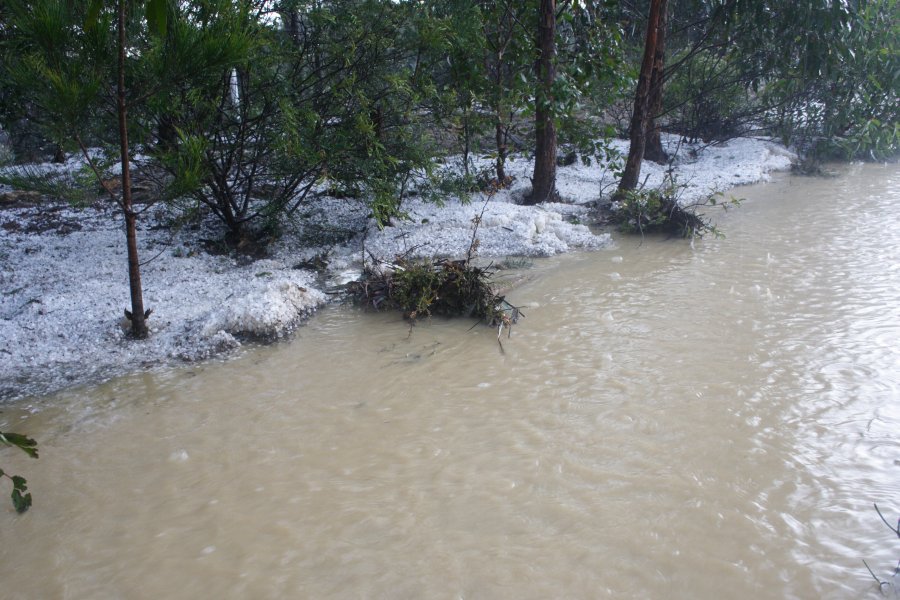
[118,0,148,338]
[644,0,669,164]
[495,119,507,183]
[615,0,666,198]
[485,2,515,184]
[526,0,557,205]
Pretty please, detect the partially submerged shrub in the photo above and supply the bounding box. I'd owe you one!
[350,258,520,329]
[610,184,738,239]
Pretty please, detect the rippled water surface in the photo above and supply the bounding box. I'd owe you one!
[1,163,898,599]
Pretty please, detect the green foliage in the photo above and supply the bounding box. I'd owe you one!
[2,0,111,153]
[425,2,487,125]
[0,161,102,207]
[616,0,898,161]
[664,51,752,143]
[0,431,39,514]
[725,0,899,160]
[812,0,899,160]
[0,432,38,459]
[146,0,445,239]
[554,2,629,156]
[1,0,180,167]
[0,0,893,248]
[85,0,167,36]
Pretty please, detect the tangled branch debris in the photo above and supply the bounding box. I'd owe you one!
[349,257,521,328]
[348,196,523,341]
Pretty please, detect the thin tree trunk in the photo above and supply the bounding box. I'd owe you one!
[644,0,669,164]
[495,119,507,183]
[118,0,148,338]
[487,2,514,185]
[526,0,557,205]
[462,102,471,177]
[616,0,664,198]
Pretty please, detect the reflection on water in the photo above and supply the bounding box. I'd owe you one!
[1,163,898,599]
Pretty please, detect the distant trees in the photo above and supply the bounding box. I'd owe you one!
[616,0,899,175]
[745,0,899,160]
[1,0,895,253]
[0,0,894,354]
[481,0,532,185]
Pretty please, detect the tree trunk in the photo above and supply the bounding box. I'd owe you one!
[495,119,507,183]
[526,0,557,205]
[462,102,471,177]
[615,0,665,198]
[644,0,669,164]
[118,0,148,339]
[490,37,508,184]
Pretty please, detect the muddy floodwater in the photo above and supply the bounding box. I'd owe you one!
[1,163,898,599]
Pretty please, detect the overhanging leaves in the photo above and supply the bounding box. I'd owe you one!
[0,431,39,459]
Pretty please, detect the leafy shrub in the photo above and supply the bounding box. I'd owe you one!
[610,182,738,239]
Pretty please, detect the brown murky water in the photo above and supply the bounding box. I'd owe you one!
[1,163,898,599]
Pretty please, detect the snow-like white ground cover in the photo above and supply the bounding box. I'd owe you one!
[0,136,794,401]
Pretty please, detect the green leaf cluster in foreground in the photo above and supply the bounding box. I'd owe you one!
[0,431,39,514]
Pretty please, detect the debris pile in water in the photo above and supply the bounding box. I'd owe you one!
[350,197,523,340]
[348,255,522,340]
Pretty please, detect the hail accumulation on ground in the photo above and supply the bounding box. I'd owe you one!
[0,136,795,401]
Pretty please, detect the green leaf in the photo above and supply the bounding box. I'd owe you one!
[0,432,39,459]
[12,488,32,514]
[11,476,27,491]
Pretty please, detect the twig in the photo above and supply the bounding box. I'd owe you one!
[874,503,900,538]
[863,559,886,587]
[466,190,493,265]
[75,135,122,209]
[139,235,178,267]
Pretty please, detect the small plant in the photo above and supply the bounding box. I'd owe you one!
[0,431,38,514]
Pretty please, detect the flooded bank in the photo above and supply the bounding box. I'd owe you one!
[1,162,898,598]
